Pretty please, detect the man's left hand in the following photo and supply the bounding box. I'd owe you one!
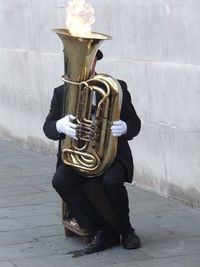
[111,120,127,137]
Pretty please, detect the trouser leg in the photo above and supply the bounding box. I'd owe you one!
[52,164,100,228]
[102,160,131,234]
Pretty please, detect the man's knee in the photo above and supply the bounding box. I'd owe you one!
[52,171,64,191]
[52,165,84,193]
[52,165,70,191]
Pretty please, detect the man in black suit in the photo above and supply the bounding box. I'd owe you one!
[43,50,141,253]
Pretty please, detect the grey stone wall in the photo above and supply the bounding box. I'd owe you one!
[0,0,200,206]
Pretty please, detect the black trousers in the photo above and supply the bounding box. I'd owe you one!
[52,159,131,234]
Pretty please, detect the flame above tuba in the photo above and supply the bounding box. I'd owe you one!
[53,29,122,177]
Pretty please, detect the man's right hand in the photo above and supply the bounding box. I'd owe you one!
[56,115,77,140]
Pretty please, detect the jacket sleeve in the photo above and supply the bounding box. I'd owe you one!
[43,87,65,141]
[119,81,141,140]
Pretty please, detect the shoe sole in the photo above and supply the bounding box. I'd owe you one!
[123,242,141,250]
[84,238,120,254]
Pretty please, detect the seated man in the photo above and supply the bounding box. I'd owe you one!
[43,50,141,253]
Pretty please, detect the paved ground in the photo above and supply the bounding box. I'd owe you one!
[0,139,200,267]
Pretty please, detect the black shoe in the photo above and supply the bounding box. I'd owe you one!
[84,229,120,254]
[122,228,141,249]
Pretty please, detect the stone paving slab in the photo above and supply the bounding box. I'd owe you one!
[32,183,55,192]
[0,212,61,232]
[0,262,16,267]
[10,251,153,267]
[0,191,59,208]
[9,252,200,267]
[0,175,53,188]
[0,241,57,261]
[133,212,200,239]
[141,235,200,258]
[0,139,200,267]
[0,185,43,197]
[135,254,200,267]
[0,166,54,178]
[0,225,64,246]
[0,202,60,219]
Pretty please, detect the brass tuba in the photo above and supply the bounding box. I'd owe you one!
[54,29,122,177]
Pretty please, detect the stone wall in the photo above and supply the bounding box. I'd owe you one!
[0,0,200,206]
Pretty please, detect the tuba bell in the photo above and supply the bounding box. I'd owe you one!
[53,29,122,177]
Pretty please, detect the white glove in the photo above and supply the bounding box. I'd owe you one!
[56,114,77,140]
[111,120,127,137]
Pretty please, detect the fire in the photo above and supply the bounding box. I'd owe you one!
[66,0,95,37]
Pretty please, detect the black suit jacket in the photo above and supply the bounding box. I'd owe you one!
[43,80,141,183]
